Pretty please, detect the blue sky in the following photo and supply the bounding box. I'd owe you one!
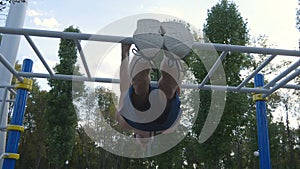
[22,0,299,44]
[19,0,299,56]
[10,0,299,91]
[24,0,297,43]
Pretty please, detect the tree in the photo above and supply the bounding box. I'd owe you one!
[190,0,251,167]
[16,82,48,169]
[44,26,83,169]
[75,85,123,169]
[7,62,48,169]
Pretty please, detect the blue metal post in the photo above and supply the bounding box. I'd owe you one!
[254,74,271,169]
[2,59,33,169]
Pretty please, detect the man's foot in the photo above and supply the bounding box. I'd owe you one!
[133,19,164,59]
[159,54,184,99]
[160,53,184,86]
[129,54,153,81]
[161,21,194,59]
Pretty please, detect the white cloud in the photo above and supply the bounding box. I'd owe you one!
[33,17,61,29]
[27,8,61,29]
[27,9,41,17]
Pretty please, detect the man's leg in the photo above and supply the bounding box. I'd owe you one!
[130,56,152,110]
[132,69,151,109]
[158,56,183,100]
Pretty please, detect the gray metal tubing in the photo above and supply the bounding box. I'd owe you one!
[284,84,300,90]
[0,27,133,44]
[193,43,300,57]
[0,87,7,123]
[0,99,15,102]
[0,84,17,95]
[17,72,270,93]
[74,40,91,78]
[0,27,300,57]
[0,53,23,82]
[181,83,269,93]
[17,72,120,83]
[0,85,15,89]
[199,51,228,87]
[24,35,54,76]
[8,88,16,95]
[263,69,300,97]
[0,127,7,132]
[237,55,277,90]
[17,71,300,94]
[264,59,300,89]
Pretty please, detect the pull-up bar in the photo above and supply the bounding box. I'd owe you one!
[0,27,299,95]
[0,27,300,57]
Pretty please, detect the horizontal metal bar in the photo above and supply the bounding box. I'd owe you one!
[0,26,298,96]
[283,84,300,90]
[17,72,270,93]
[0,153,9,159]
[0,99,15,102]
[180,83,269,93]
[199,51,228,87]
[0,85,15,88]
[0,27,299,57]
[0,52,23,82]
[18,72,120,83]
[264,59,300,88]
[24,35,54,76]
[0,26,133,44]
[0,126,7,132]
[263,69,300,97]
[237,55,277,90]
[17,72,300,92]
[193,43,300,57]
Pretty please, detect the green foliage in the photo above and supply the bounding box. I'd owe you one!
[44,26,83,169]
[16,81,48,169]
[13,1,300,168]
[96,87,118,125]
[188,0,253,167]
[203,0,248,45]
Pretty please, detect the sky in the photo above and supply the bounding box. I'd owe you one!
[12,0,299,87]
[1,0,299,126]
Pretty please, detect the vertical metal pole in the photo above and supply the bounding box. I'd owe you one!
[0,1,28,166]
[0,88,8,121]
[2,59,33,169]
[254,74,271,169]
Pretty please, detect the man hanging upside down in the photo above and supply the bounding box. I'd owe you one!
[115,19,193,145]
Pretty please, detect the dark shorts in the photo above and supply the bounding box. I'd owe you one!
[120,85,181,131]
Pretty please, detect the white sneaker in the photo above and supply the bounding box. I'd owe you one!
[160,52,184,86]
[161,22,194,59]
[133,19,164,59]
[129,54,154,80]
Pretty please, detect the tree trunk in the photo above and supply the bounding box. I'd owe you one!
[237,141,242,169]
[34,152,42,169]
[285,104,296,169]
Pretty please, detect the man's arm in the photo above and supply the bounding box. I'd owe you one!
[117,44,131,111]
[115,44,133,131]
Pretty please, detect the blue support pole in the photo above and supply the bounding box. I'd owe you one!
[2,59,33,169]
[254,74,271,169]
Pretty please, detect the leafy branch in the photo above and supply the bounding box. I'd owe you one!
[0,0,26,11]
